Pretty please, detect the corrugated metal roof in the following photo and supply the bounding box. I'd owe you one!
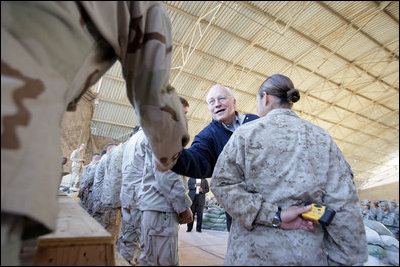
[88,1,399,190]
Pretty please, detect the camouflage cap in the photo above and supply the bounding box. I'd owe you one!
[380,200,389,207]
[361,199,370,206]
[390,198,397,203]
[373,199,380,204]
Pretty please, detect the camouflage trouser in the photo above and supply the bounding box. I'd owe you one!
[1,213,24,266]
[91,198,105,225]
[139,211,180,266]
[85,191,94,214]
[69,166,81,188]
[117,206,142,265]
[102,207,122,245]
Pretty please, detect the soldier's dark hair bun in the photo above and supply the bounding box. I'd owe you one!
[287,89,300,103]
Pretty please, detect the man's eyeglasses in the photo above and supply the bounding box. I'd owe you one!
[207,95,230,106]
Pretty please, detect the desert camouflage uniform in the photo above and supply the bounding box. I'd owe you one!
[1,1,188,264]
[138,131,192,266]
[211,109,368,266]
[69,147,85,189]
[117,129,146,265]
[101,142,125,245]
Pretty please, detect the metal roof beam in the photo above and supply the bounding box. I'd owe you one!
[238,1,399,91]
[172,43,397,131]
[165,3,397,129]
[316,1,399,60]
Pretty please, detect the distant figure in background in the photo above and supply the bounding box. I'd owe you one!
[69,143,86,191]
[361,199,374,220]
[187,178,209,233]
[371,199,381,220]
[389,198,399,215]
[377,200,399,239]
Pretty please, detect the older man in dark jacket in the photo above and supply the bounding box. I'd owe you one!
[172,84,259,231]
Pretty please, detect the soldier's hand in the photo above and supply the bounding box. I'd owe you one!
[178,207,193,224]
[280,205,314,232]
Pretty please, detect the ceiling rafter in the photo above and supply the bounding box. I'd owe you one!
[240,1,399,92]
[165,3,397,129]
[316,1,399,60]
[372,1,399,25]
[173,42,397,133]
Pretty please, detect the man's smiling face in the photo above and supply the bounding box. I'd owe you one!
[206,86,236,125]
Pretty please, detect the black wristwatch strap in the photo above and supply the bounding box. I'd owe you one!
[276,206,282,222]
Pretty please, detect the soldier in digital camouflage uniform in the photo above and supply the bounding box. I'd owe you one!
[361,199,374,220]
[90,143,116,224]
[370,199,381,220]
[78,153,101,208]
[377,200,399,239]
[389,198,399,216]
[100,142,125,245]
[84,151,106,214]
[117,126,144,265]
[1,2,189,265]
[211,74,368,266]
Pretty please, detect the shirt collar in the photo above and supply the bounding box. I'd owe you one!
[222,112,242,132]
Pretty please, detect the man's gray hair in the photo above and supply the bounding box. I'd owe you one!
[206,84,234,100]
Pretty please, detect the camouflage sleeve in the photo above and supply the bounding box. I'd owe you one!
[79,1,189,172]
[79,164,91,190]
[322,139,368,265]
[70,149,79,162]
[154,169,191,214]
[92,157,106,196]
[132,131,148,179]
[211,134,276,230]
[121,2,189,172]
[85,165,97,189]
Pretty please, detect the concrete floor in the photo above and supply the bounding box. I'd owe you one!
[178,223,228,266]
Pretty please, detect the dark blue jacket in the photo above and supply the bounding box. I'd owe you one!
[172,114,259,178]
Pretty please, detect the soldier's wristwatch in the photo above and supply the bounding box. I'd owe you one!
[272,207,282,228]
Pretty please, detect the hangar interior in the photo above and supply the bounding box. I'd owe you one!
[65,1,399,196]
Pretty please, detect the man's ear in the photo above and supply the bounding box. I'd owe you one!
[263,91,269,106]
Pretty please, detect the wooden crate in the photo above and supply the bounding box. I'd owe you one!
[34,194,115,266]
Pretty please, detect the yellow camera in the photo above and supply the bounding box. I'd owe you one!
[301,203,336,226]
